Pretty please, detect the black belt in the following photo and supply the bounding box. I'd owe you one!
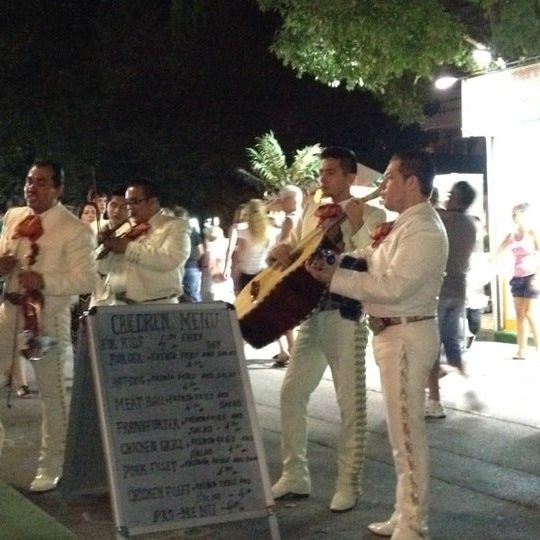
[114,292,177,304]
[368,315,436,336]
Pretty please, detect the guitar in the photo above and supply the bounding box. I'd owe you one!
[235,186,382,348]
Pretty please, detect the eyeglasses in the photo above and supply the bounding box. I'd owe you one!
[126,197,149,206]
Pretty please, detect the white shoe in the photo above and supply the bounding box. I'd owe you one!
[29,469,61,492]
[425,399,446,419]
[271,475,310,500]
[329,487,358,512]
[368,519,396,537]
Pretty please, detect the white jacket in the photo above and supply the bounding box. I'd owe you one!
[96,211,190,303]
[331,202,449,317]
[0,203,97,313]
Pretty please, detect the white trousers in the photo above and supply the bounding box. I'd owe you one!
[373,318,439,540]
[0,418,4,458]
[0,302,70,474]
[279,310,368,491]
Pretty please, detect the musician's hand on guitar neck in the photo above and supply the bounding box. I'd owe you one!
[344,198,365,234]
[268,243,293,268]
[305,256,337,285]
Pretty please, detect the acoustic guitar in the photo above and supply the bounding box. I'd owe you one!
[235,186,382,348]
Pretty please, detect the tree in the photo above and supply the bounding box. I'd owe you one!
[256,0,540,122]
[246,131,321,192]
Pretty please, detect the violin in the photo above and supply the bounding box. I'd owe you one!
[96,222,151,260]
[96,219,129,245]
[9,215,48,359]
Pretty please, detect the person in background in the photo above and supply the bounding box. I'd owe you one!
[272,185,304,368]
[174,207,205,302]
[90,189,129,307]
[270,146,385,513]
[87,188,108,235]
[222,203,246,293]
[494,202,540,359]
[202,224,235,304]
[70,201,101,344]
[98,179,190,305]
[77,203,98,227]
[232,199,279,293]
[465,241,490,349]
[307,150,448,538]
[429,186,443,209]
[0,159,97,491]
[425,181,477,419]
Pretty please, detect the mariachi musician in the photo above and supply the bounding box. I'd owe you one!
[306,151,448,539]
[97,179,190,305]
[269,146,385,512]
[90,187,129,306]
[0,159,97,491]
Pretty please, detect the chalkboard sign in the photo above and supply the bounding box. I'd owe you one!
[85,302,279,538]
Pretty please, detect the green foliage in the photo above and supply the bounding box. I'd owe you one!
[482,0,540,58]
[257,0,540,122]
[246,131,320,192]
[256,0,466,121]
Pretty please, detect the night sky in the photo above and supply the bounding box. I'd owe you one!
[0,0,435,214]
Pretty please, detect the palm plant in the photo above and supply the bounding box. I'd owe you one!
[246,131,321,193]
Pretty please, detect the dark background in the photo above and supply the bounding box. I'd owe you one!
[0,0,475,223]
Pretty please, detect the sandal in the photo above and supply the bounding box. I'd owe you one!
[17,385,31,398]
[271,352,290,368]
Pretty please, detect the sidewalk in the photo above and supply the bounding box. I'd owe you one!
[0,338,539,539]
[247,337,540,428]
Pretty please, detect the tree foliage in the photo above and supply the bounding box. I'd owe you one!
[256,0,540,122]
[246,131,320,192]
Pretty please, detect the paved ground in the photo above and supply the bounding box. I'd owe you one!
[1,337,539,539]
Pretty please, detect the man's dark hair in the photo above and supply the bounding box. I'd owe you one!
[108,187,127,199]
[32,159,64,187]
[452,180,476,210]
[129,178,160,201]
[391,150,435,197]
[320,146,358,175]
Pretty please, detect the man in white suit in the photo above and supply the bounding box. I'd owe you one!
[98,179,190,304]
[269,147,386,513]
[307,151,449,539]
[0,159,97,491]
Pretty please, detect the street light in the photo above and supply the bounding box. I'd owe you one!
[434,75,460,90]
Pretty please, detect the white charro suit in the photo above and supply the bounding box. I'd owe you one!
[95,211,190,305]
[0,203,97,474]
[276,197,385,503]
[331,202,448,539]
